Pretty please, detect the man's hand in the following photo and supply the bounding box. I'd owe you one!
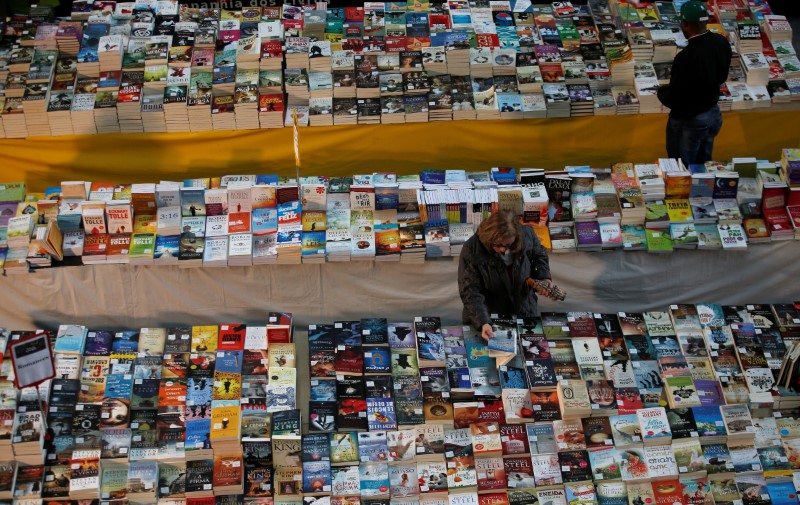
[481,323,494,341]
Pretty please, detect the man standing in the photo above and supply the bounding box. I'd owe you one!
[657,0,732,166]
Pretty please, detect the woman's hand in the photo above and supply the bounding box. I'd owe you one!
[481,323,495,341]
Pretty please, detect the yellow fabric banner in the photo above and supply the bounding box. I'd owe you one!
[1,110,799,191]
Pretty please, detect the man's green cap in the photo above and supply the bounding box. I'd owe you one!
[680,0,709,22]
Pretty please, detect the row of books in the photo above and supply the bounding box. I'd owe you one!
[2,300,800,504]
[1,150,800,272]
[1,0,798,137]
[0,315,299,502]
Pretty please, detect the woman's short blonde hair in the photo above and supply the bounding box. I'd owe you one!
[476,209,524,254]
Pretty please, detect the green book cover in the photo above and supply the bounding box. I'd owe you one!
[645,201,669,224]
[669,223,698,247]
[645,229,673,252]
[130,233,156,257]
[0,182,26,202]
[621,224,647,250]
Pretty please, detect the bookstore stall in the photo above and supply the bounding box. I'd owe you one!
[3,0,800,504]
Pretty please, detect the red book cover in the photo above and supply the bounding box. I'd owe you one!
[335,346,364,375]
[653,480,686,505]
[567,313,599,338]
[500,423,530,456]
[480,493,510,505]
[213,453,244,487]
[429,14,451,30]
[227,211,252,234]
[762,186,788,213]
[616,387,645,414]
[258,94,284,112]
[158,379,188,406]
[764,207,791,233]
[345,6,365,21]
[386,36,408,52]
[267,326,291,344]
[217,324,246,351]
[477,399,505,424]
[476,457,507,492]
[475,33,500,48]
[260,40,283,59]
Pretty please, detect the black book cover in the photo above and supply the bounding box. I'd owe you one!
[131,378,160,409]
[301,433,331,462]
[666,407,697,439]
[337,376,365,399]
[308,401,337,433]
[395,397,425,425]
[185,459,214,492]
[72,404,101,434]
[365,376,393,399]
[558,450,592,482]
[165,327,193,353]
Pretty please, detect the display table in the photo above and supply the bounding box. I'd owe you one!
[1,240,797,330]
[2,108,800,191]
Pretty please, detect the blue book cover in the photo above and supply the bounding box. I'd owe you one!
[387,322,415,350]
[85,330,114,356]
[375,187,399,211]
[359,462,390,497]
[465,334,494,368]
[251,207,277,234]
[701,444,732,474]
[651,336,681,358]
[154,235,179,259]
[758,446,792,473]
[303,461,331,494]
[186,377,213,406]
[416,332,445,364]
[98,72,120,89]
[333,321,363,347]
[302,433,331,462]
[357,431,390,463]
[214,351,243,373]
[112,330,140,353]
[256,174,279,186]
[185,419,211,450]
[491,166,518,185]
[361,318,388,345]
[54,325,88,354]
[179,188,206,217]
[277,200,302,223]
[309,379,337,402]
[364,347,391,374]
[448,367,472,390]
[767,481,799,505]
[131,378,159,409]
[489,316,518,356]
[624,335,656,360]
[712,173,738,199]
[309,324,337,348]
[499,366,529,389]
[104,373,134,399]
[419,169,446,185]
[695,303,726,328]
[632,360,662,390]
[366,398,397,431]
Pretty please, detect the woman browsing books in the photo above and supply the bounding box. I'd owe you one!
[458,209,561,341]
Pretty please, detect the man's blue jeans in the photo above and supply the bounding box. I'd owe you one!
[666,105,723,167]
